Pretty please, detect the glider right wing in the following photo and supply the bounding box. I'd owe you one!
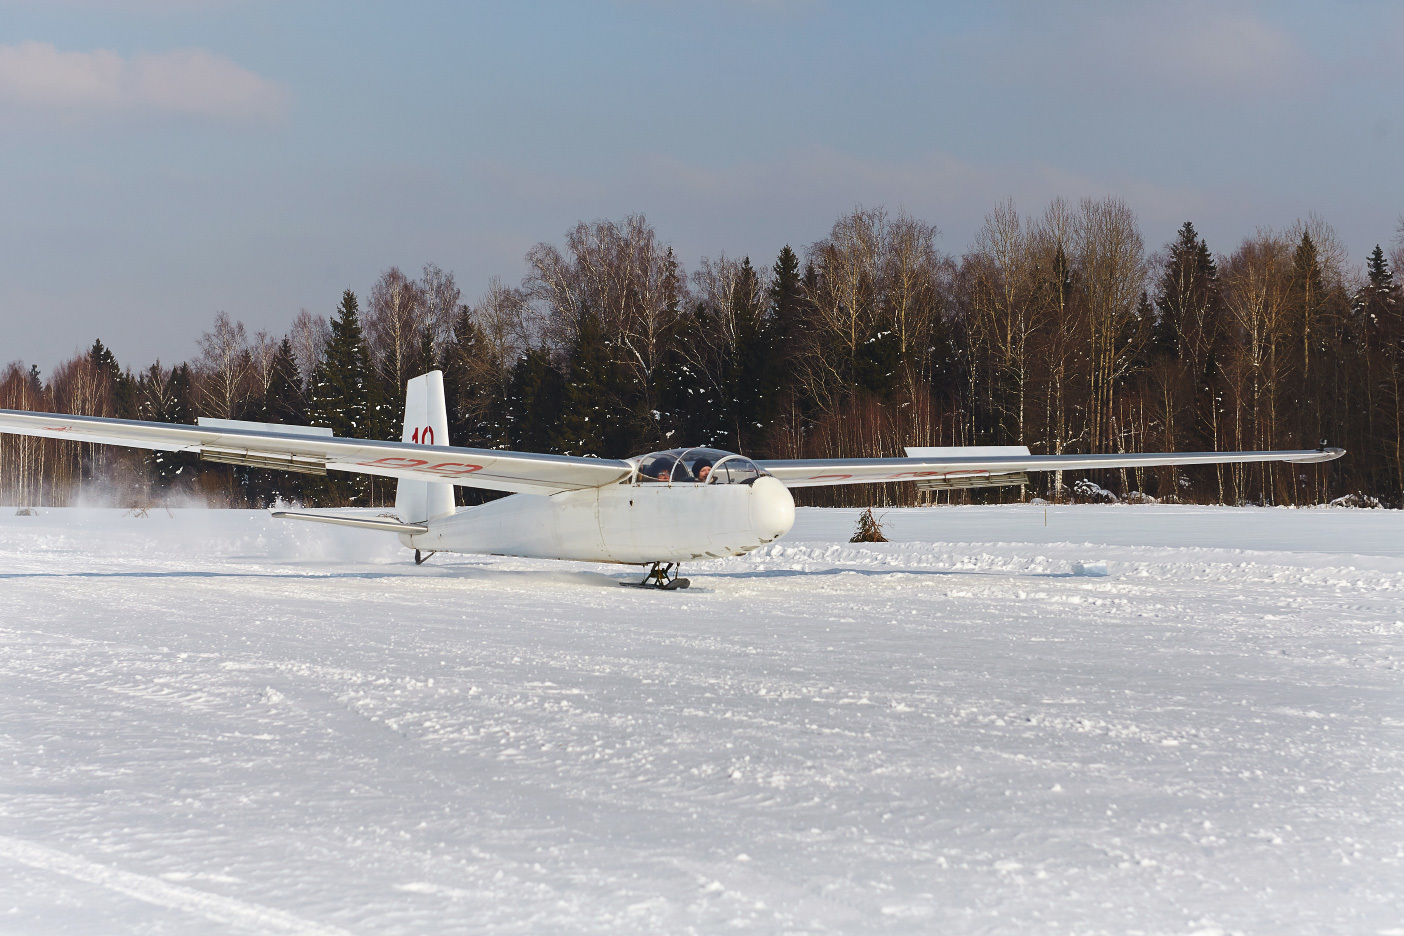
[755,447,1345,488]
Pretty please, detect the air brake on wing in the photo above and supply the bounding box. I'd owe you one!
[195,417,332,475]
[903,445,1031,491]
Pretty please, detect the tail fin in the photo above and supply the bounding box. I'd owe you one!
[395,370,455,523]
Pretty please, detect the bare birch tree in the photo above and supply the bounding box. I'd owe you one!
[1075,197,1148,453]
[525,214,684,417]
[289,309,329,393]
[365,267,429,398]
[196,311,251,419]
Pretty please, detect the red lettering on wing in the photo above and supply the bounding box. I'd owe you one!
[808,473,853,482]
[357,456,482,477]
[360,456,430,469]
[423,462,482,477]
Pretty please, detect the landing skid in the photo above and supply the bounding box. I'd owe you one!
[414,549,436,565]
[623,562,690,590]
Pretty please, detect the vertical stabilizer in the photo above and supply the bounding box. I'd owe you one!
[395,370,456,523]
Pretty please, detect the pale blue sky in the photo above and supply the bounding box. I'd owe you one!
[2,1,1402,371]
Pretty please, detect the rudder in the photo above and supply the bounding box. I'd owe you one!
[395,370,456,523]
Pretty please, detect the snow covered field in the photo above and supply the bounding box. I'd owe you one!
[0,504,1401,935]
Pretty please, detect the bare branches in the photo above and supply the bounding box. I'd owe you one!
[196,312,250,419]
[289,309,329,393]
[421,263,462,360]
[524,214,684,409]
[365,266,428,397]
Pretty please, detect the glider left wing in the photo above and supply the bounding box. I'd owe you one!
[0,409,632,495]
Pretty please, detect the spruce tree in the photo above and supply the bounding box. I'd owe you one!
[264,338,306,426]
[505,349,565,454]
[1365,244,1399,304]
[305,291,374,505]
[89,339,137,418]
[136,363,196,486]
[1357,244,1402,352]
[731,256,779,453]
[309,290,371,438]
[655,306,717,448]
[1152,222,1218,361]
[555,306,614,456]
[769,246,805,373]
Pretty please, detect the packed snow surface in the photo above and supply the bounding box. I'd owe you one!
[0,504,1401,935]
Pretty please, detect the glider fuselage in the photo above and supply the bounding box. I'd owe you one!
[402,475,797,564]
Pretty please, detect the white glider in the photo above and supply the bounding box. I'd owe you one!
[0,371,1343,587]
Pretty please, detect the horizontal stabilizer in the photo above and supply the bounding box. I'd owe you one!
[270,510,428,534]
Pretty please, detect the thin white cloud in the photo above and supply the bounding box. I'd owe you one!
[970,2,1318,98]
[0,41,285,121]
[0,1,240,10]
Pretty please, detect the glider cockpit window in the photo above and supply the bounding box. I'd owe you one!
[636,452,681,482]
[674,448,733,483]
[632,448,764,484]
[709,455,762,484]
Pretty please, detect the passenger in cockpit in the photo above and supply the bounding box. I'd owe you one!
[640,454,676,481]
[694,461,713,482]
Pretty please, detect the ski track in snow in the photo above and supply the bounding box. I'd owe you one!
[0,505,1401,934]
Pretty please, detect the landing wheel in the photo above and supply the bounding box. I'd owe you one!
[624,562,690,590]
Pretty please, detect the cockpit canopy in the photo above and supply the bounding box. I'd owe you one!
[632,447,766,484]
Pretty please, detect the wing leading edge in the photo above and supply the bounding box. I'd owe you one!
[0,409,631,495]
[755,448,1345,488]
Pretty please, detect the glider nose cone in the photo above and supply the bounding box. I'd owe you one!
[750,476,796,543]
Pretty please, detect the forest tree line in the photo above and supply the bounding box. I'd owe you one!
[3,198,1403,509]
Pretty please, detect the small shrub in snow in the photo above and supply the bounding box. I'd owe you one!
[1122,491,1159,505]
[850,508,888,542]
[1328,493,1382,509]
[1072,478,1118,503]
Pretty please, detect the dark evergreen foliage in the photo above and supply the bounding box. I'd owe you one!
[21,212,1404,510]
[556,306,619,457]
[504,348,565,455]
[309,290,372,438]
[135,362,196,485]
